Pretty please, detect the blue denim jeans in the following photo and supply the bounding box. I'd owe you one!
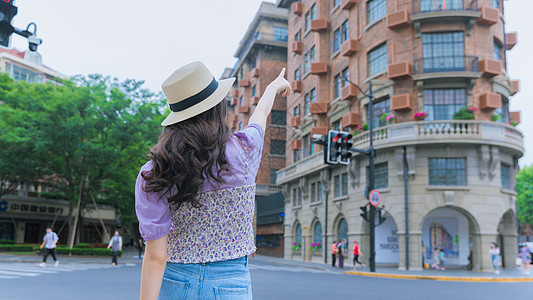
[159,256,252,300]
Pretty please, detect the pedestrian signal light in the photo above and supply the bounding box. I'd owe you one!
[0,0,16,47]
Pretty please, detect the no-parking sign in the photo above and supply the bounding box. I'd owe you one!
[368,190,381,207]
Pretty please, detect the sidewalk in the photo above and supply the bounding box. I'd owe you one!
[250,255,533,282]
[0,247,144,265]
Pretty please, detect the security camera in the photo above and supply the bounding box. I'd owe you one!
[28,35,42,52]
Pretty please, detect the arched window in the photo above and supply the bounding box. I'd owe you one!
[313,222,322,244]
[337,218,349,243]
[295,223,302,244]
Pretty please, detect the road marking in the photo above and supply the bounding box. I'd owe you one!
[249,264,339,274]
[0,263,132,280]
[344,271,533,282]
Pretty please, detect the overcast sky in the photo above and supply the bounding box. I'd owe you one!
[8,0,533,166]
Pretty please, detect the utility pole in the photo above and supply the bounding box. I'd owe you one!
[341,77,377,272]
[312,78,377,272]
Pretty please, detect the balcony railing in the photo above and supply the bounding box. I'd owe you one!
[277,120,524,186]
[351,120,523,151]
[412,0,478,14]
[236,32,288,60]
[414,56,479,75]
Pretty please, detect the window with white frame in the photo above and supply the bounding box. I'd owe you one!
[367,162,389,189]
[368,43,388,76]
[341,173,348,195]
[333,28,341,53]
[334,175,341,197]
[367,0,386,24]
[501,163,511,190]
[302,134,310,158]
[428,158,467,186]
[341,20,349,43]
[424,89,466,121]
[273,26,288,42]
[304,93,311,115]
[494,39,502,61]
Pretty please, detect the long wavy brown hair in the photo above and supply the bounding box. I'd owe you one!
[141,102,231,208]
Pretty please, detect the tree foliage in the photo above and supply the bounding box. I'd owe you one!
[516,164,533,227]
[0,73,165,240]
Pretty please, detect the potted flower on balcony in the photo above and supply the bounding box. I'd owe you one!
[453,106,477,120]
[491,114,501,122]
[413,112,428,121]
[291,241,302,254]
[310,242,322,256]
[352,123,368,136]
[380,113,395,125]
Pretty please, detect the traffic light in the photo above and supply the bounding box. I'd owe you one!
[339,133,353,165]
[0,1,17,47]
[376,208,387,225]
[325,130,351,165]
[360,205,369,222]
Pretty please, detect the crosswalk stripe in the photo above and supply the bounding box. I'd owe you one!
[0,266,59,274]
[0,270,40,276]
[0,275,19,279]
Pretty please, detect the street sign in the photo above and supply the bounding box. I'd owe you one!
[368,189,381,207]
[524,223,533,236]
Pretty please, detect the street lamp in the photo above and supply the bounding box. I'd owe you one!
[339,76,378,273]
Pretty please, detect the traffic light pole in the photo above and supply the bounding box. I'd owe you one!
[340,77,377,272]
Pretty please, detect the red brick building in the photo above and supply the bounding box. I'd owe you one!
[223,2,289,257]
[275,0,523,271]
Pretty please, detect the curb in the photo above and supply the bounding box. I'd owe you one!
[344,271,533,282]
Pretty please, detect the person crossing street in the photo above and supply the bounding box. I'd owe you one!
[39,227,59,268]
[107,231,123,265]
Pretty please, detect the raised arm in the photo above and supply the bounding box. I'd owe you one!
[248,68,291,132]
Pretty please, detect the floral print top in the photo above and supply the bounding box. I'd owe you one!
[135,123,264,263]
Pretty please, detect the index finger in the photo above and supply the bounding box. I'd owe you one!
[278,67,286,78]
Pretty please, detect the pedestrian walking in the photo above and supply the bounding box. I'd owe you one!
[431,248,440,270]
[438,249,445,270]
[138,238,145,259]
[422,242,426,269]
[518,242,531,275]
[135,62,291,299]
[331,240,338,267]
[338,240,345,269]
[39,227,59,268]
[352,241,365,270]
[107,231,122,265]
[489,243,501,274]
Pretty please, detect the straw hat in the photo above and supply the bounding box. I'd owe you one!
[161,61,235,126]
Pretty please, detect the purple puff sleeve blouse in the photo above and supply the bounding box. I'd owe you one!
[135,123,264,241]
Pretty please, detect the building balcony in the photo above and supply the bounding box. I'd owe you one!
[310,102,328,114]
[234,32,288,64]
[341,84,358,100]
[479,92,501,110]
[310,62,328,75]
[310,126,328,136]
[506,32,518,50]
[477,6,499,26]
[351,120,524,154]
[292,2,303,16]
[238,106,249,114]
[252,96,260,105]
[290,139,302,150]
[387,10,410,29]
[388,62,412,79]
[291,81,302,93]
[410,1,481,37]
[341,113,360,128]
[239,79,250,87]
[341,0,357,11]
[290,116,301,128]
[391,93,412,111]
[511,80,520,96]
[310,19,328,32]
[510,112,521,125]
[341,39,358,57]
[479,59,501,77]
[252,67,261,77]
[292,41,303,54]
[277,151,326,185]
[413,56,481,81]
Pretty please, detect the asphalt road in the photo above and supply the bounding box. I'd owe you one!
[0,259,532,300]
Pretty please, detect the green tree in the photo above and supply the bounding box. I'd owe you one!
[0,73,165,244]
[516,165,533,227]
